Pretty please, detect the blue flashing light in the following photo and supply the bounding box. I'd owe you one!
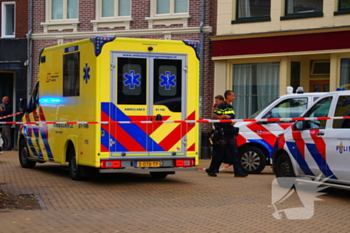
[90,36,115,57]
[183,40,200,60]
[337,87,345,91]
[39,98,62,104]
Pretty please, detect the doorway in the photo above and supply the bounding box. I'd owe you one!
[309,80,330,92]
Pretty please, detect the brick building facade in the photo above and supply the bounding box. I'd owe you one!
[0,0,28,149]
[30,0,216,126]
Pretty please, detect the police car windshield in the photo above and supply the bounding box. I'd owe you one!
[249,98,279,119]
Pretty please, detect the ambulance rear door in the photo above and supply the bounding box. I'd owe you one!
[109,52,187,156]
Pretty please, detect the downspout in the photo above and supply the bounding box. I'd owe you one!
[199,0,206,158]
[28,0,34,96]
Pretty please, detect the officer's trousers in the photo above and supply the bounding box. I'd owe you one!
[208,134,243,174]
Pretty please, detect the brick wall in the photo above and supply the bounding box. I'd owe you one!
[31,0,217,131]
[0,0,28,38]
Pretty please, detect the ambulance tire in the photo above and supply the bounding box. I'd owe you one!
[240,147,266,174]
[150,172,168,179]
[19,139,37,168]
[275,153,296,188]
[68,147,84,180]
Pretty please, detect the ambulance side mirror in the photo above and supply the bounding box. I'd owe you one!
[19,98,27,112]
[294,121,304,130]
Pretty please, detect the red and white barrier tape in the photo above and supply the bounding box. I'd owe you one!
[0,115,349,124]
[198,165,232,171]
[0,112,22,120]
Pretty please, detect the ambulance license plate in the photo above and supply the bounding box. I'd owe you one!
[135,161,161,168]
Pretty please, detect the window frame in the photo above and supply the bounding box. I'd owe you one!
[41,0,79,33]
[232,0,271,24]
[48,0,78,22]
[91,0,132,31]
[97,0,131,20]
[146,0,190,28]
[1,1,15,38]
[334,0,350,15]
[154,0,189,17]
[281,0,324,20]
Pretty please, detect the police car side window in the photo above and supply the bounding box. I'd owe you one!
[264,98,307,121]
[333,95,350,129]
[304,97,332,129]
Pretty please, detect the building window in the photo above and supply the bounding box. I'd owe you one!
[286,0,323,14]
[335,0,350,15]
[1,2,15,37]
[41,0,79,33]
[91,0,132,31]
[290,62,301,92]
[236,0,270,18]
[282,0,324,19]
[340,58,350,89]
[146,0,190,29]
[339,0,350,11]
[51,0,78,20]
[232,62,279,119]
[156,0,188,15]
[100,0,130,18]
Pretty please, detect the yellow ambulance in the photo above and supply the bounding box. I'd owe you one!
[18,37,199,180]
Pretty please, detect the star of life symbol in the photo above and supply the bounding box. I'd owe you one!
[83,63,90,84]
[123,70,141,89]
[159,71,176,90]
[270,175,329,220]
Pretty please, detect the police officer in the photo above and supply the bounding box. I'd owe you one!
[206,95,224,173]
[0,96,12,151]
[206,90,247,177]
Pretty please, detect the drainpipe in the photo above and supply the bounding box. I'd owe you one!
[28,0,34,96]
[199,0,210,159]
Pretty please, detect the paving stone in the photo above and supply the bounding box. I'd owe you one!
[0,151,349,232]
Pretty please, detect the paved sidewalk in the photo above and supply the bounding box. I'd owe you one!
[0,150,349,232]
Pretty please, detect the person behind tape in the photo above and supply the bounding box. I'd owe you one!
[206,90,248,177]
[0,96,12,151]
[206,95,224,173]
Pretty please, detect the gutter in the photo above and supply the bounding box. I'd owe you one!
[28,0,34,96]
[199,0,206,158]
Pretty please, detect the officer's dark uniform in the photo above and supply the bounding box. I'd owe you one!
[207,101,245,176]
[0,101,12,150]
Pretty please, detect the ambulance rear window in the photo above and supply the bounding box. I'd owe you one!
[153,59,182,112]
[117,58,146,104]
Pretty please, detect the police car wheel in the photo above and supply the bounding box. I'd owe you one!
[240,147,266,174]
[275,153,296,188]
[19,139,36,168]
[150,172,168,179]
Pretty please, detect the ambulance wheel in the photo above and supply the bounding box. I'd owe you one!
[240,147,266,174]
[275,153,296,188]
[68,147,83,180]
[19,139,36,168]
[150,172,168,179]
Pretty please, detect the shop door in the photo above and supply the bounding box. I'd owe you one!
[309,80,329,92]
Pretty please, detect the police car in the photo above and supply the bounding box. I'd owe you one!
[230,87,326,174]
[273,89,350,190]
